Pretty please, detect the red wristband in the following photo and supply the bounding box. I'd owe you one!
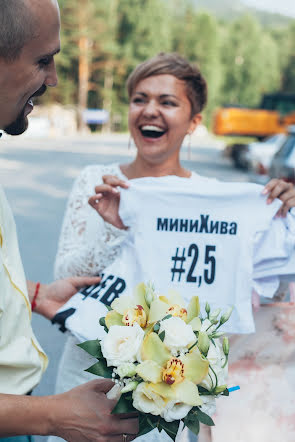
[31,282,40,312]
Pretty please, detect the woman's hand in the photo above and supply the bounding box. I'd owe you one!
[262,179,295,217]
[88,175,129,229]
[30,276,102,320]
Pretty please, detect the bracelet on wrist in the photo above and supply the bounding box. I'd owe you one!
[31,282,41,312]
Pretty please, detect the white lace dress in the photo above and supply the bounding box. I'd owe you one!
[48,163,190,442]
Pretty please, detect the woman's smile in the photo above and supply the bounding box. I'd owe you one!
[139,124,167,140]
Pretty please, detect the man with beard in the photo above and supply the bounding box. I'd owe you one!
[0,1,138,441]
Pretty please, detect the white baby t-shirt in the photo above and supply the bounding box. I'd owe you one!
[53,175,295,338]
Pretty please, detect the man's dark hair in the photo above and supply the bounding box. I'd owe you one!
[0,0,35,62]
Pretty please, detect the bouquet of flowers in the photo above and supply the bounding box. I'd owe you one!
[79,282,233,441]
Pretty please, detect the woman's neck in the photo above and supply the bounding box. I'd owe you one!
[120,156,191,180]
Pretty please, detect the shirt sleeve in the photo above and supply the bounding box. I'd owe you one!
[253,208,295,298]
[54,166,127,279]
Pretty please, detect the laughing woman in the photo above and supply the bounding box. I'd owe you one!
[50,53,295,442]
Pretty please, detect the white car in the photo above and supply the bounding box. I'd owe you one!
[245,134,286,181]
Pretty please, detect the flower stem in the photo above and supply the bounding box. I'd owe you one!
[188,340,198,352]
[221,355,228,369]
[209,365,218,391]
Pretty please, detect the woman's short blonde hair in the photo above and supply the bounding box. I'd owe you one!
[126,53,208,116]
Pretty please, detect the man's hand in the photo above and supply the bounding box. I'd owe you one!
[262,179,295,217]
[49,379,138,442]
[30,276,101,320]
[88,175,129,229]
[0,380,138,440]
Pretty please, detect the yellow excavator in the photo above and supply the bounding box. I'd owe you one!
[214,93,295,139]
[213,93,295,169]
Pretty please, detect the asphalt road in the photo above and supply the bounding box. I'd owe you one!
[0,133,250,441]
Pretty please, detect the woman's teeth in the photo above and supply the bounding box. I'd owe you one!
[140,125,166,138]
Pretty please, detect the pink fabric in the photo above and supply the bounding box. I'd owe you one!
[289,282,295,303]
[251,289,260,312]
[212,303,295,442]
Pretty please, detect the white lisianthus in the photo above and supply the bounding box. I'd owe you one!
[201,318,215,334]
[200,339,228,391]
[161,401,192,422]
[132,382,166,416]
[121,381,139,394]
[145,281,157,307]
[117,362,137,379]
[199,395,217,417]
[101,324,144,367]
[159,317,196,352]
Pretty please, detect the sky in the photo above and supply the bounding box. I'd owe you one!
[243,0,295,17]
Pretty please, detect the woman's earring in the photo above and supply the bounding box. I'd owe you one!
[187,132,192,160]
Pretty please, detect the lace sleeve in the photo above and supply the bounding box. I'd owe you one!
[54,165,127,279]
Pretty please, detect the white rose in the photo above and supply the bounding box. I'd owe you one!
[200,339,228,390]
[101,324,144,367]
[159,317,196,352]
[132,382,166,416]
[161,401,192,422]
[199,395,216,417]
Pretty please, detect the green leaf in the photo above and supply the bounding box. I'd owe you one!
[98,316,108,333]
[158,331,165,342]
[198,386,214,395]
[99,317,106,327]
[111,394,136,415]
[184,417,200,436]
[146,416,158,429]
[137,413,156,437]
[77,339,102,359]
[162,314,173,321]
[158,418,179,441]
[85,360,112,378]
[138,414,179,441]
[153,323,160,332]
[105,305,112,311]
[190,407,215,426]
[137,414,181,441]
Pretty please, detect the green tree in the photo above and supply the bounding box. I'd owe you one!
[281,21,295,92]
[221,14,265,106]
[171,8,222,123]
[39,1,293,132]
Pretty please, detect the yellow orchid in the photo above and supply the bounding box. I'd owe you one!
[107,284,201,334]
[107,283,150,329]
[148,288,200,327]
[167,304,188,321]
[138,330,209,407]
[147,379,202,407]
[136,360,163,384]
[123,305,147,327]
[162,358,185,385]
